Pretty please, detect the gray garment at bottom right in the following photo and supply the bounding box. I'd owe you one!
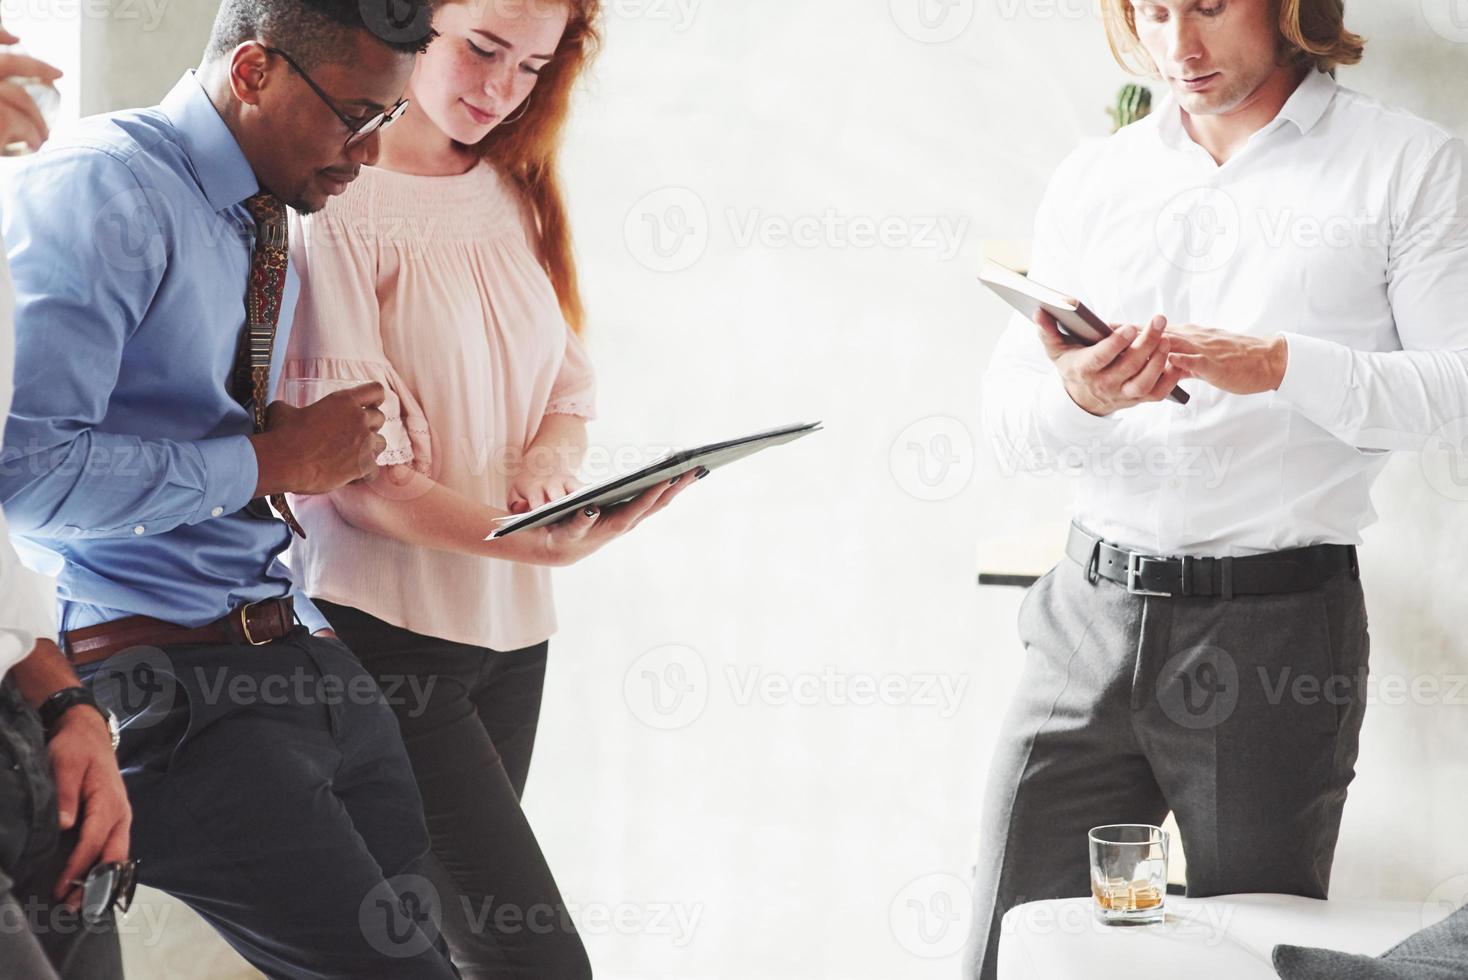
[1273,904,1468,979]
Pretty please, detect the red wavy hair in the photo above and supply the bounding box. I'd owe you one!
[469,0,602,334]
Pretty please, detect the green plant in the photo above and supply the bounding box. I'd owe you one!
[1108,83,1154,132]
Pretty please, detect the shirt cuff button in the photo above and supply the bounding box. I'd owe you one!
[211,506,224,517]
[133,526,145,536]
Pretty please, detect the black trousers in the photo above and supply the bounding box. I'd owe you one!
[77,628,459,980]
[315,599,592,980]
[0,680,122,980]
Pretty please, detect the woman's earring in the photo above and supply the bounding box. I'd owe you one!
[501,93,533,125]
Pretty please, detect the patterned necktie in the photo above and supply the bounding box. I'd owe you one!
[234,192,306,540]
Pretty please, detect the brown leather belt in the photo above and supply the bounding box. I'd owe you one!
[62,597,298,667]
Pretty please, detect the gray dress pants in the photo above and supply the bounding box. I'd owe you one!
[0,680,123,980]
[967,551,1370,980]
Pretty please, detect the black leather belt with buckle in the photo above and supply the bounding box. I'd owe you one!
[1065,523,1357,599]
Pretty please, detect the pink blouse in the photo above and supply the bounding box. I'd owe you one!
[282,161,597,651]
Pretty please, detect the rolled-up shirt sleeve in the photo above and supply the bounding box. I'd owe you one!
[0,148,260,539]
[1275,137,1468,450]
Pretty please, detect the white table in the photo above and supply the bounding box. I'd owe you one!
[999,894,1445,980]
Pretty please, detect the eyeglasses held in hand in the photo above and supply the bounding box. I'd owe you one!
[69,860,140,926]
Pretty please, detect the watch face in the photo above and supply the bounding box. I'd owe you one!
[106,711,121,750]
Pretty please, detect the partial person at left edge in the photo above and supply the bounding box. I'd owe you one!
[0,17,131,980]
[0,0,469,976]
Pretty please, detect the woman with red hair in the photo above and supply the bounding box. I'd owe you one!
[285,1,701,974]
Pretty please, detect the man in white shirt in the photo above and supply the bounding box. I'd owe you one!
[0,25,129,979]
[970,1,1467,976]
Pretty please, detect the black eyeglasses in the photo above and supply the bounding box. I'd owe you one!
[262,46,410,150]
[69,860,140,926]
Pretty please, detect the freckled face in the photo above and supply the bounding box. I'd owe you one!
[407,0,570,145]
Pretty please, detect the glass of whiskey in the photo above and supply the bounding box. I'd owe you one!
[1089,824,1168,925]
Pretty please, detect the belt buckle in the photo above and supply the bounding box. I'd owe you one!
[238,599,273,647]
[1126,552,1172,598]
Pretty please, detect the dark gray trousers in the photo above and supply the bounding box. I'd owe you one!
[966,553,1370,980]
[0,679,123,980]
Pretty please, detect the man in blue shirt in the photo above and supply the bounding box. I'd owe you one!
[0,1,461,975]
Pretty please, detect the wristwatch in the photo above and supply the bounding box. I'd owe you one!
[38,687,121,750]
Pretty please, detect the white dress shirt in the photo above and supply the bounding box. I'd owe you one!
[0,235,57,681]
[985,69,1468,557]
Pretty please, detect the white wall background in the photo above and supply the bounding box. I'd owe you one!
[2,1,1464,977]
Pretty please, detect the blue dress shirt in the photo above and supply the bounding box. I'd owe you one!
[0,72,328,635]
